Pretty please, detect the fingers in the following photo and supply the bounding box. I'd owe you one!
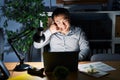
[49,21,69,34]
[49,23,60,34]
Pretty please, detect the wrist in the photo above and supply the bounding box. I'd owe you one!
[44,29,52,36]
[49,28,56,34]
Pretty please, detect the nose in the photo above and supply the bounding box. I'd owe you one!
[59,21,65,26]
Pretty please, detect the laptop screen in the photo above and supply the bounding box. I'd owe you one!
[43,51,79,72]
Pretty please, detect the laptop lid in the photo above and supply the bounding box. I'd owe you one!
[43,51,79,72]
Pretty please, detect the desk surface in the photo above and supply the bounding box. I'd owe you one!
[5,61,120,80]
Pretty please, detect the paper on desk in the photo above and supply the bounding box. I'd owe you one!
[78,62,116,78]
[78,62,116,72]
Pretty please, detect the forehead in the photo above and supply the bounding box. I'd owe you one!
[53,14,66,20]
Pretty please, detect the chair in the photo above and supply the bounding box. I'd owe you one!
[91,53,120,61]
[0,28,4,61]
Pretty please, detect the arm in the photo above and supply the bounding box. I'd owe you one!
[33,22,60,49]
[78,29,90,61]
[33,29,52,49]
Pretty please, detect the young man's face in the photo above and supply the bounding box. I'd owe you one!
[53,14,70,31]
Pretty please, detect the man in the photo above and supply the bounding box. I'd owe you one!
[33,7,90,61]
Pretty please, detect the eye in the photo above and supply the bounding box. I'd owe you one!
[55,21,60,24]
[63,19,68,23]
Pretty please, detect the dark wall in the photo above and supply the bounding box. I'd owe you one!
[70,13,112,53]
[70,13,112,40]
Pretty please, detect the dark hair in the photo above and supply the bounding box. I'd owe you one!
[52,7,70,20]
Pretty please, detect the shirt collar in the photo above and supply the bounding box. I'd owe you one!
[67,26,75,35]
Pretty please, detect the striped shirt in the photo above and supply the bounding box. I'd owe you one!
[34,26,90,60]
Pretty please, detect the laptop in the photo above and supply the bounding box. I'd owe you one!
[43,51,79,73]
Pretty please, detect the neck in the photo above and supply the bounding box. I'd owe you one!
[60,29,70,35]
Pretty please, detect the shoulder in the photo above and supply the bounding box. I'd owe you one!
[71,26,83,32]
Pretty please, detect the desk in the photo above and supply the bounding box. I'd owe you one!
[5,61,120,80]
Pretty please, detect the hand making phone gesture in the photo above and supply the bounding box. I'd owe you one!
[49,15,70,35]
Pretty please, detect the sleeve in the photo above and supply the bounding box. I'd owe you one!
[78,29,90,61]
[33,29,52,49]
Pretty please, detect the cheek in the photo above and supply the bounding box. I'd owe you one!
[57,22,69,28]
[57,23,65,28]
[62,22,68,26]
[64,22,70,27]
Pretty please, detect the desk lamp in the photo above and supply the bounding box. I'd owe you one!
[33,20,45,61]
[8,26,45,71]
[7,28,34,71]
[33,27,45,43]
[8,39,30,71]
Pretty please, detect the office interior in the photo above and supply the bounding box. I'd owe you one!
[0,0,120,62]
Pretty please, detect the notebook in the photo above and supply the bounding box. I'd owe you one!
[43,51,79,73]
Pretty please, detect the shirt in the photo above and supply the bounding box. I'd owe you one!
[33,26,90,60]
